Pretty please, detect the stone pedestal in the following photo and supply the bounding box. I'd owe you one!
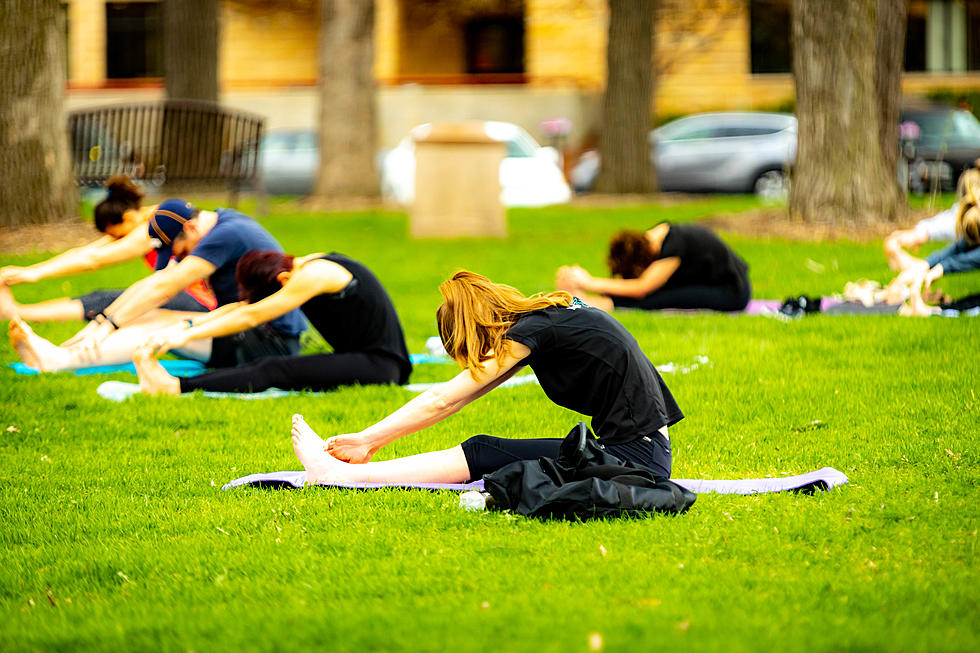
[411,121,507,238]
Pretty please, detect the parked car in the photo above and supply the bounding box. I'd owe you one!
[572,112,797,198]
[381,121,572,207]
[901,104,980,191]
[258,129,319,195]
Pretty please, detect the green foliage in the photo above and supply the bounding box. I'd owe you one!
[1,198,978,652]
[924,89,980,121]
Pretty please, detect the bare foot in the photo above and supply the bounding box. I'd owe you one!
[134,349,180,396]
[291,414,352,484]
[0,284,19,320]
[899,288,940,317]
[9,316,40,368]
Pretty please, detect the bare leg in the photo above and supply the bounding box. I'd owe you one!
[291,415,472,485]
[134,348,181,395]
[9,314,212,372]
[0,285,85,322]
[555,275,615,313]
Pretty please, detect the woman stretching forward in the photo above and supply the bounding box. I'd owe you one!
[0,175,214,322]
[134,250,412,394]
[289,270,682,485]
[556,222,750,313]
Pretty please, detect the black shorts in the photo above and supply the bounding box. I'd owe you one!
[460,431,672,481]
[76,289,210,321]
[207,323,302,368]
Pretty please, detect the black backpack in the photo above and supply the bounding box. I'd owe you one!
[482,422,696,521]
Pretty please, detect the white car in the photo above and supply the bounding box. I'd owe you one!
[381,121,572,207]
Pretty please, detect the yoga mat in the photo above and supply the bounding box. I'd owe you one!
[9,359,206,377]
[11,353,448,379]
[96,357,710,402]
[222,467,849,495]
[96,372,544,402]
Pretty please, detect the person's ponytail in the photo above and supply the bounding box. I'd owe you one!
[94,175,144,232]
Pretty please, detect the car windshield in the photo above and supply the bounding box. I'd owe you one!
[903,109,980,146]
[657,118,716,141]
[263,132,299,151]
[951,110,980,142]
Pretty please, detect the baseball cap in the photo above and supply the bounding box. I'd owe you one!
[148,199,195,269]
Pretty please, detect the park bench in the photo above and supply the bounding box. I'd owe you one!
[68,100,265,208]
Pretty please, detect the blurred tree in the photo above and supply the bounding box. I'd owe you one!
[790,0,906,226]
[0,0,76,227]
[313,0,379,198]
[162,0,220,193]
[595,0,656,194]
[164,0,219,101]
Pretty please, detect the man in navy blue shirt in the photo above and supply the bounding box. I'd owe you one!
[9,200,307,372]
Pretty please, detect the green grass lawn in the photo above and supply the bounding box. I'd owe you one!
[1,197,977,652]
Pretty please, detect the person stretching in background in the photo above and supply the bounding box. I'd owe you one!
[884,160,979,291]
[899,171,980,316]
[8,200,305,371]
[287,270,680,485]
[556,222,750,313]
[132,250,412,395]
[0,175,215,323]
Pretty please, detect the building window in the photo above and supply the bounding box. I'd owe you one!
[749,0,792,74]
[105,1,162,79]
[906,0,980,72]
[464,17,524,75]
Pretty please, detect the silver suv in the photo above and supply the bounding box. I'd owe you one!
[572,112,797,199]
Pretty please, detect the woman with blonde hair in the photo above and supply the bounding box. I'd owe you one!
[900,172,980,315]
[0,175,215,322]
[289,270,683,485]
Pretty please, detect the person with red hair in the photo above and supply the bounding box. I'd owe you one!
[131,250,412,395]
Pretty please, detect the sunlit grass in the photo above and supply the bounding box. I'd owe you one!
[1,197,977,652]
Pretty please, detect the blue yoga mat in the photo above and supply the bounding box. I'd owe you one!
[10,352,450,379]
[9,360,206,377]
[222,467,849,495]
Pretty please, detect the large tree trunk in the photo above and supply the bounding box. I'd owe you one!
[0,0,76,227]
[162,0,220,194]
[313,0,378,199]
[790,0,905,226]
[164,0,219,101]
[595,0,656,194]
[875,0,907,186]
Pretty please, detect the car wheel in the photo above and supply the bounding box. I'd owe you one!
[754,169,790,201]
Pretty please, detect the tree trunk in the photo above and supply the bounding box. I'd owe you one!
[595,0,656,194]
[313,0,378,199]
[164,0,219,102]
[875,0,907,188]
[0,0,76,227]
[790,0,905,226]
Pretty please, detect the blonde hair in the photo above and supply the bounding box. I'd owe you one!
[957,164,980,246]
[436,270,571,378]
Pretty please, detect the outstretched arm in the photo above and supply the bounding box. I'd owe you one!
[326,341,532,463]
[66,256,217,347]
[142,258,350,353]
[0,231,150,285]
[561,257,682,299]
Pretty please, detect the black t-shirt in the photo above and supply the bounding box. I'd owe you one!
[299,253,412,383]
[504,302,683,444]
[657,223,749,292]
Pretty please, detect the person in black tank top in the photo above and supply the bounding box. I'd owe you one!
[132,250,412,395]
[286,270,681,487]
[556,222,751,312]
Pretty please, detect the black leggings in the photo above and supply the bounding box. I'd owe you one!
[460,432,672,481]
[179,351,403,394]
[76,289,210,320]
[613,281,751,312]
